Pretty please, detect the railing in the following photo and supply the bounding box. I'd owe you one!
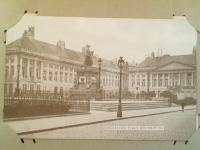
[69,91,90,112]
[4,90,90,118]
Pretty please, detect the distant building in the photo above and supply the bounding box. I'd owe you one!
[4,27,129,97]
[129,51,196,97]
[4,27,196,99]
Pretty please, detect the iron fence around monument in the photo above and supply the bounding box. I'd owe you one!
[4,90,90,119]
[68,90,90,113]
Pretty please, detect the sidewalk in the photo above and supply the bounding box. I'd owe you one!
[5,105,196,135]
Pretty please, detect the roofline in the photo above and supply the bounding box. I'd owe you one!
[153,60,195,71]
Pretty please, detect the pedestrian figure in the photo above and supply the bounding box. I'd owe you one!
[181,101,184,112]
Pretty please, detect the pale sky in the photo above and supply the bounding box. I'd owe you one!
[7,14,197,63]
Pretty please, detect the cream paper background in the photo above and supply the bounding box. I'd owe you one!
[0,0,200,150]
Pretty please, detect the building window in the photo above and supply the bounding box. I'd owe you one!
[169,73,173,86]
[36,68,40,80]
[29,68,33,80]
[30,84,34,92]
[22,84,27,92]
[65,73,68,83]
[164,79,168,87]
[180,73,185,86]
[131,74,135,87]
[69,73,72,83]
[132,80,135,87]
[36,61,41,80]
[55,65,59,69]
[36,84,40,91]
[29,60,34,80]
[22,58,28,78]
[60,87,63,95]
[174,73,179,86]
[136,74,140,86]
[186,72,192,86]
[158,74,162,87]
[10,66,14,78]
[22,66,27,78]
[54,72,58,81]
[152,74,157,87]
[148,80,151,87]
[43,86,47,91]
[164,73,168,87]
[54,86,58,94]
[9,84,13,95]
[49,72,53,81]
[137,79,140,86]
[60,72,63,82]
[142,79,145,87]
[141,74,145,87]
[5,66,9,79]
[74,72,77,83]
[43,70,47,80]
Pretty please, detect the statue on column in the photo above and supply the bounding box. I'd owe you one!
[82,45,94,66]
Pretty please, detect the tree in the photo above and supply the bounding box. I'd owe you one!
[140,91,147,98]
[160,90,177,99]
[160,90,177,107]
[148,91,156,97]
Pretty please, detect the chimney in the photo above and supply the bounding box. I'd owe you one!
[23,26,35,40]
[151,52,155,58]
[57,40,65,50]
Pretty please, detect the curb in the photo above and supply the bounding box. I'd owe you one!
[18,107,195,135]
[4,112,90,122]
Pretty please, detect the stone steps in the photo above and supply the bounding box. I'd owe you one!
[90,101,178,111]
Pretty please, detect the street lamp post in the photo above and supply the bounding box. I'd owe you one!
[117,56,125,117]
[98,58,102,89]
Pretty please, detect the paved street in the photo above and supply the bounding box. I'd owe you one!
[21,109,196,140]
[6,105,194,134]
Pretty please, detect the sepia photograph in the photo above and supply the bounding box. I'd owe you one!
[3,14,197,140]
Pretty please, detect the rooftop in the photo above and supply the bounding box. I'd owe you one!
[138,54,196,68]
[6,36,119,71]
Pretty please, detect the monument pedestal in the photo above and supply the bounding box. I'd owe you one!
[69,65,103,101]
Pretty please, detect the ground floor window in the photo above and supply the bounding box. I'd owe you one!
[9,84,13,95]
[36,84,40,91]
[30,84,34,92]
[22,84,27,92]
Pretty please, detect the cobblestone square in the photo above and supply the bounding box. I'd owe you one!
[20,109,196,140]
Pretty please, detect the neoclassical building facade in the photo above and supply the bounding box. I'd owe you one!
[4,27,196,98]
[4,27,128,97]
[128,51,196,97]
